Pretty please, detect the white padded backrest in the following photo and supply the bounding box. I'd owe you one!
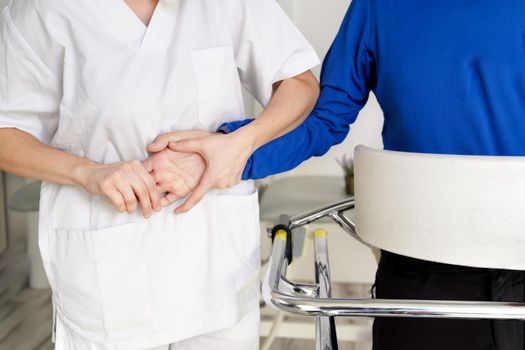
[354,146,525,270]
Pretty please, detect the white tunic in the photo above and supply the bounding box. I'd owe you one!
[0,0,319,348]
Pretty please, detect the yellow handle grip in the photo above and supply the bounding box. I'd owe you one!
[274,229,288,241]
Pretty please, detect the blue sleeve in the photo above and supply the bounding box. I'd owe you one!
[219,0,376,180]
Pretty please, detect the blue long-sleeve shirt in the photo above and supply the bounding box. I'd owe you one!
[220,0,525,180]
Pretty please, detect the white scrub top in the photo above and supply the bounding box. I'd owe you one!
[0,0,319,348]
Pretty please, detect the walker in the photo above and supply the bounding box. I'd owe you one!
[263,146,525,350]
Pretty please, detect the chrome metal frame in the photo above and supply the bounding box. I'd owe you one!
[265,198,525,350]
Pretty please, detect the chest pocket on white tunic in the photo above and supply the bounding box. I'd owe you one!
[191,46,245,131]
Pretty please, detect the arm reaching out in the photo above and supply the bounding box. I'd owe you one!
[0,128,162,218]
[147,70,319,213]
[217,0,376,180]
[147,0,322,212]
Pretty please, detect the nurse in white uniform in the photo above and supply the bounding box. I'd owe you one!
[0,0,320,349]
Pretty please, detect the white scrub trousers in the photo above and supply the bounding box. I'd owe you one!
[54,309,260,350]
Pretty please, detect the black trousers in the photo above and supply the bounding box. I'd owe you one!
[372,251,524,350]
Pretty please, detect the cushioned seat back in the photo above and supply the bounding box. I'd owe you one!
[355,146,525,270]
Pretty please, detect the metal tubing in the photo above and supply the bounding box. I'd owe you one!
[314,229,338,350]
[288,198,369,247]
[289,198,355,230]
[265,199,525,350]
[269,291,525,320]
[267,202,525,321]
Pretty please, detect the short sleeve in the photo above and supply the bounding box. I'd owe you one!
[0,5,61,144]
[229,0,320,106]
[221,0,377,180]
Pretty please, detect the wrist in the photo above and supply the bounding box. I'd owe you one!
[235,120,273,152]
[70,159,99,188]
[231,125,259,155]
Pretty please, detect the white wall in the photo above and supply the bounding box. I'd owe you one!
[0,0,7,10]
[276,0,384,177]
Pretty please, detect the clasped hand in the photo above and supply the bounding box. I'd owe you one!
[82,130,253,218]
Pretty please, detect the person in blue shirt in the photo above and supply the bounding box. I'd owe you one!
[149,0,525,348]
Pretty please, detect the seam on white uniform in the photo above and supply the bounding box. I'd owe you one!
[3,6,59,85]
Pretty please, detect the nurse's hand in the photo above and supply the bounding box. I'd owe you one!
[147,130,254,213]
[79,161,161,218]
[142,149,206,207]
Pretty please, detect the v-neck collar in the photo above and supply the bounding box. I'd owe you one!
[100,0,181,50]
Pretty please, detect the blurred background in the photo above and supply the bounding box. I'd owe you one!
[0,0,384,349]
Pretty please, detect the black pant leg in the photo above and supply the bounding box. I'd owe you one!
[372,251,507,350]
[490,270,525,350]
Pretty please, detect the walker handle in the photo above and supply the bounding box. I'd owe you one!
[265,198,525,350]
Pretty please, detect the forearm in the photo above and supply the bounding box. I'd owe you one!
[236,70,319,151]
[0,128,95,187]
[243,112,350,179]
[219,81,365,180]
